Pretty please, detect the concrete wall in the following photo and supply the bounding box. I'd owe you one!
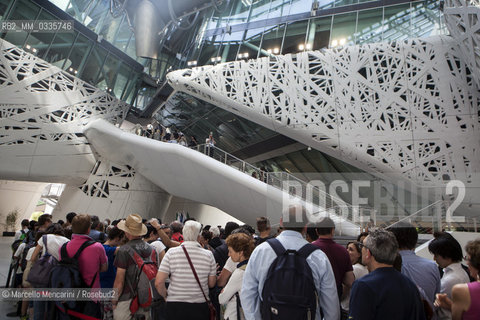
[0,180,48,232]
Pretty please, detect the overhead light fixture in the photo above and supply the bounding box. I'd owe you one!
[306,43,312,50]
[331,39,338,47]
[298,44,305,51]
[238,52,249,59]
[273,47,279,54]
[339,38,346,46]
[32,48,37,53]
[267,49,272,54]
[26,44,31,49]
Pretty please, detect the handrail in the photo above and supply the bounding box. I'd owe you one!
[189,143,372,222]
[153,140,471,232]
[385,200,444,229]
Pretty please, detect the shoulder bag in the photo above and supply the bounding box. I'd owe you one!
[182,245,217,320]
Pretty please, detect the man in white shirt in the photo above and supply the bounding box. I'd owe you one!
[241,205,339,320]
[205,132,215,157]
[14,219,30,241]
[428,233,470,320]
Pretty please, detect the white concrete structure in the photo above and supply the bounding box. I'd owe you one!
[84,119,360,234]
[167,0,480,216]
[0,0,478,229]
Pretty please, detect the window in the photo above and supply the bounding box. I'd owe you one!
[283,20,308,54]
[330,11,357,47]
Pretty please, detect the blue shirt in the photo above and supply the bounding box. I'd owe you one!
[89,229,105,242]
[100,244,117,289]
[399,250,441,306]
[349,267,426,320]
[240,230,339,320]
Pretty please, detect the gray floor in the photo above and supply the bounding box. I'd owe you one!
[0,236,23,319]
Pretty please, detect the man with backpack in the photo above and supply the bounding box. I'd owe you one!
[113,214,158,320]
[54,214,108,319]
[14,219,30,241]
[8,219,30,288]
[241,206,339,320]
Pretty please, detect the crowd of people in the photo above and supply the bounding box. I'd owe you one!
[7,207,480,320]
[132,122,198,148]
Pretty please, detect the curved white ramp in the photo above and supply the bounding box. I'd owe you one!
[84,119,360,235]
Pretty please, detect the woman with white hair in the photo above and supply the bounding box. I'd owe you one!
[155,220,217,320]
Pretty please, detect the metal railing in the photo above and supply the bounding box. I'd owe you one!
[190,144,372,224]
[188,144,479,233]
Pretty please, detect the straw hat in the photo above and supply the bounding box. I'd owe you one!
[117,214,147,236]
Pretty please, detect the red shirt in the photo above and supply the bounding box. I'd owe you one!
[312,238,353,292]
[171,232,184,243]
[60,234,107,289]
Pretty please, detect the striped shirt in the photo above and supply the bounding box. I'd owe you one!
[158,241,216,303]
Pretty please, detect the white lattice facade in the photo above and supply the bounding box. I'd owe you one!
[168,35,480,198]
[0,39,129,184]
[444,0,480,88]
[52,157,172,221]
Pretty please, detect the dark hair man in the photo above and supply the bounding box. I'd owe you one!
[63,212,76,239]
[37,214,52,232]
[255,217,273,246]
[429,233,470,319]
[241,205,339,319]
[388,222,441,310]
[14,219,30,241]
[312,217,354,302]
[349,229,426,320]
[214,221,240,270]
[62,214,108,317]
[170,221,184,243]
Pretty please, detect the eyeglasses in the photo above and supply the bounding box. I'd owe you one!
[357,241,370,251]
[464,255,470,262]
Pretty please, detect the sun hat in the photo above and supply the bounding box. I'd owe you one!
[117,214,147,236]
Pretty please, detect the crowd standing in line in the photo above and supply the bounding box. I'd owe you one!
[6,208,480,320]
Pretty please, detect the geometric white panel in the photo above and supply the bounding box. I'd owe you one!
[167,35,480,196]
[444,0,480,88]
[53,158,172,222]
[79,160,136,198]
[0,38,129,184]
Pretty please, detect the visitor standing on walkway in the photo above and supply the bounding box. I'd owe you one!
[206,132,215,158]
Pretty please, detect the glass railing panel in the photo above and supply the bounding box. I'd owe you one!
[188,144,366,227]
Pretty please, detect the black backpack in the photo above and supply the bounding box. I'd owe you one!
[50,240,98,318]
[20,230,36,271]
[11,230,27,254]
[261,238,319,320]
